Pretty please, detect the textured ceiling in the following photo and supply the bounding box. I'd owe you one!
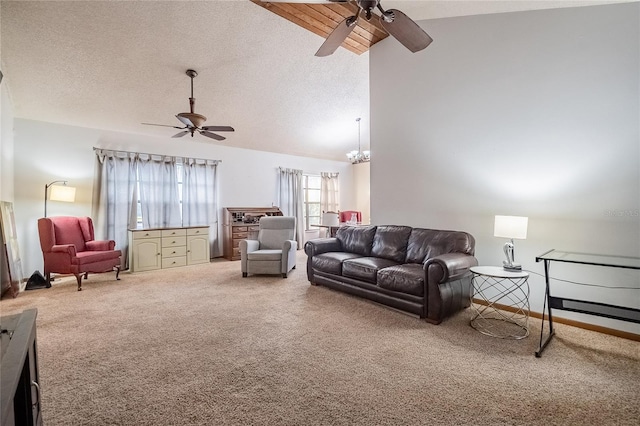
[0,0,631,161]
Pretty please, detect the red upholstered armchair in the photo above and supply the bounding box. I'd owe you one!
[38,216,122,291]
[339,210,362,223]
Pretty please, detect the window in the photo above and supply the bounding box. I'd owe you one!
[135,163,183,229]
[303,174,321,230]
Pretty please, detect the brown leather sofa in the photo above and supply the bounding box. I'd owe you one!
[304,225,478,324]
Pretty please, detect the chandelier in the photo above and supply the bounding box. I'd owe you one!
[346,117,370,164]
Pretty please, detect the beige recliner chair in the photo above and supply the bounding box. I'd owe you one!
[240,216,297,278]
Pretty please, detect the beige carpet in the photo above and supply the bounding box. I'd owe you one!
[2,251,638,425]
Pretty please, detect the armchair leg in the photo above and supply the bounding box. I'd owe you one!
[242,272,247,277]
[115,266,121,280]
[282,273,288,278]
[74,274,83,291]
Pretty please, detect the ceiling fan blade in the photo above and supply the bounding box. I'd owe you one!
[315,15,358,57]
[142,123,183,129]
[176,114,194,128]
[172,130,189,138]
[201,125,235,132]
[200,131,226,141]
[379,9,433,53]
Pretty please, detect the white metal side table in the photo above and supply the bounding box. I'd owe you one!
[470,266,530,339]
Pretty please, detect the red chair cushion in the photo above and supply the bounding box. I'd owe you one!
[75,250,122,266]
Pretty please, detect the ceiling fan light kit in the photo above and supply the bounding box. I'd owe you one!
[142,69,234,141]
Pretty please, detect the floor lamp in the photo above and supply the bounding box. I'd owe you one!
[32,181,76,289]
[44,180,76,217]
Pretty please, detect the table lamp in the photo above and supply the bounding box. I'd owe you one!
[494,215,528,271]
[45,180,76,217]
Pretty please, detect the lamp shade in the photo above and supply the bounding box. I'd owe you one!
[49,185,76,202]
[322,212,339,226]
[494,215,528,239]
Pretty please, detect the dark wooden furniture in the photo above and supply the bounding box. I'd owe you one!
[1,308,42,425]
[222,207,283,260]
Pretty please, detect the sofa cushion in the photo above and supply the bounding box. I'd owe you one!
[406,228,476,264]
[377,264,425,297]
[312,252,363,275]
[336,226,377,256]
[371,225,412,263]
[247,249,283,261]
[343,257,399,284]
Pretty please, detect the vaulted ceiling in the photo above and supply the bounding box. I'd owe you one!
[1,1,629,161]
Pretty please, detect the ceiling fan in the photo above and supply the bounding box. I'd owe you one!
[142,69,234,141]
[264,0,433,57]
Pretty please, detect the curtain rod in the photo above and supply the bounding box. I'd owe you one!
[93,147,222,164]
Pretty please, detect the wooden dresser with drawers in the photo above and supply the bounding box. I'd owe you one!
[128,226,210,272]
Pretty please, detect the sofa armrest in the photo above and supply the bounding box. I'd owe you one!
[86,240,116,251]
[424,253,478,284]
[51,244,77,257]
[240,239,260,274]
[240,239,260,255]
[304,238,342,257]
[283,240,298,274]
[283,240,298,253]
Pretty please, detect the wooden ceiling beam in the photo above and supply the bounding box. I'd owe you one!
[252,1,389,55]
[254,1,365,54]
[271,3,368,54]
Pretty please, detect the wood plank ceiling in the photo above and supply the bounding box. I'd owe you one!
[251,1,389,54]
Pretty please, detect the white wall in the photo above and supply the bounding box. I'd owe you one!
[370,3,639,333]
[353,162,371,224]
[0,76,14,201]
[13,118,354,276]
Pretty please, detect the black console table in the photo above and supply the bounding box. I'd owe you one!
[535,250,640,357]
[1,309,42,425]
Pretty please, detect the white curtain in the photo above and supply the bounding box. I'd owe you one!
[278,167,304,248]
[320,172,340,214]
[138,154,182,229]
[92,149,138,269]
[182,158,220,258]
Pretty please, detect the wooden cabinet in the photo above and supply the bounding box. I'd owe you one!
[160,228,187,269]
[128,226,210,272]
[187,228,210,264]
[223,207,283,260]
[1,309,42,426]
[130,230,163,272]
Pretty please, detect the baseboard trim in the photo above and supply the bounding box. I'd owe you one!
[472,298,640,342]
